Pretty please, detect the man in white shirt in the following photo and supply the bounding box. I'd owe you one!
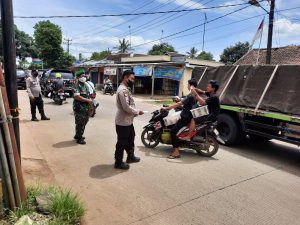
[26,70,50,121]
[85,72,99,110]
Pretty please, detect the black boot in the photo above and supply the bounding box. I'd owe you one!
[74,135,85,140]
[126,154,140,164]
[77,138,86,145]
[31,116,39,122]
[114,162,130,170]
[41,112,50,120]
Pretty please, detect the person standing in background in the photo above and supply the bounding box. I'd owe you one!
[73,70,93,144]
[26,69,50,121]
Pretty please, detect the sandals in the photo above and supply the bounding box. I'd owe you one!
[167,154,181,159]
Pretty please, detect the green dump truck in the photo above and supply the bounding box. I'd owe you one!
[193,65,300,146]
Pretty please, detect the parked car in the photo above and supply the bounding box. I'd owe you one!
[40,69,75,97]
[16,69,26,89]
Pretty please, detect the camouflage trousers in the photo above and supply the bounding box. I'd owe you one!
[74,110,89,138]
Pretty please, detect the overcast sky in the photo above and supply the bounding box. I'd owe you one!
[13,0,300,60]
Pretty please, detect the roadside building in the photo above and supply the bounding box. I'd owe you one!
[73,53,145,89]
[235,45,300,65]
[121,53,223,96]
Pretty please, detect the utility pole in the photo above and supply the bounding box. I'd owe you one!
[266,0,275,64]
[0,0,20,153]
[64,38,72,54]
[128,25,132,47]
[249,0,275,64]
[202,13,207,52]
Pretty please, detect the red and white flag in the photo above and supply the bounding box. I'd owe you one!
[250,18,264,49]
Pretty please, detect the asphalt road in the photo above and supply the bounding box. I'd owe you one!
[19,90,300,225]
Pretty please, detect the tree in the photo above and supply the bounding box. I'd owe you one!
[220,41,249,64]
[33,20,64,68]
[114,38,131,53]
[148,42,175,55]
[15,27,38,60]
[55,52,76,69]
[197,51,214,61]
[90,50,111,60]
[186,47,198,59]
[0,23,37,62]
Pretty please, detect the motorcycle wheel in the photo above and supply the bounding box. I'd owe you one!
[141,128,160,148]
[110,89,114,96]
[195,135,219,157]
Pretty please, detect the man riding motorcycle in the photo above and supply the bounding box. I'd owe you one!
[161,78,198,159]
[104,77,112,92]
[52,73,65,92]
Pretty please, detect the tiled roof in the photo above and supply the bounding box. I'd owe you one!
[235,45,300,65]
[106,53,145,62]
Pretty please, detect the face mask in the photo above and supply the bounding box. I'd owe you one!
[79,77,86,83]
[128,79,134,86]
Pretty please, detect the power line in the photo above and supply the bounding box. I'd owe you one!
[131,4,300,49]
[14,3,249,18]
[132,0,215,40]
[72,0,174,40]
[70,12,266,47]
[131,4,252,48]
[119,0,211,38]
[73,0,155,36]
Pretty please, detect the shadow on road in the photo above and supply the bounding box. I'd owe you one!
[52,140,78,148]
[138,145,218,164]
[222,139,300,177]
[20,119,32,124]
[89,164,127,179]
[44,101,69,105]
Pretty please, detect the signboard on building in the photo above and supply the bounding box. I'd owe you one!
[154,66,185,81]
[133,65,152,77]
[104,67,117,76]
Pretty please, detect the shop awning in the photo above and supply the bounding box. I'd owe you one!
[133,65,152,77]
[154,66,185,81]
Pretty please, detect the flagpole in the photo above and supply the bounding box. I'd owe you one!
[256,17,265,65]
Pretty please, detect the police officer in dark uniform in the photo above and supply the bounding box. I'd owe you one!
[114,70,144,170]
[73,70,93,144]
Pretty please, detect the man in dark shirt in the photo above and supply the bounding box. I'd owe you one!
[180,80,220,141]
[161,78,198,159]
[53,73,65,92]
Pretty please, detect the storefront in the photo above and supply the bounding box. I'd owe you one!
[153,66,183,96]
[133,65,153,94]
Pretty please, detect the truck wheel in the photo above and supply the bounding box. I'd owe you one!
[217,114,243,146]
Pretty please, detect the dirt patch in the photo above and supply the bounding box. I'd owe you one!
[22,158,55,185]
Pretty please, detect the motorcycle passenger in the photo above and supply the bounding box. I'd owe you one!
[181,80,220,141]
[161,78,198,159]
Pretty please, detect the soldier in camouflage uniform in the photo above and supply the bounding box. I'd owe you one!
[73,70,93,144]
